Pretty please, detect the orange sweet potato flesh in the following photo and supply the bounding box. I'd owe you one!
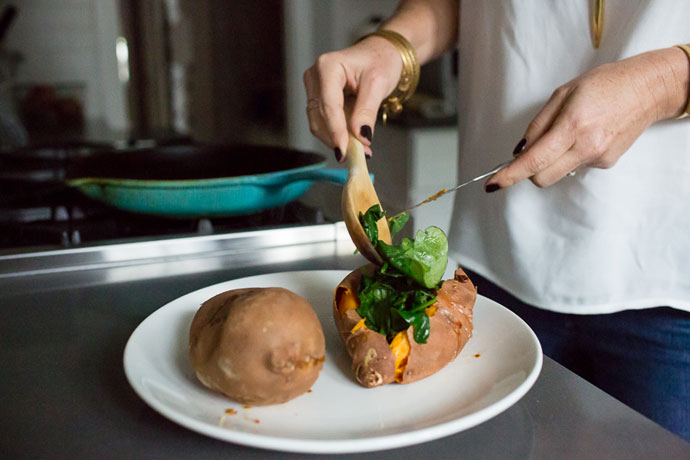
[333,265,476,387]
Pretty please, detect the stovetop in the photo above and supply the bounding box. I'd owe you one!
[0,192,325,250]
[0,141,329,251]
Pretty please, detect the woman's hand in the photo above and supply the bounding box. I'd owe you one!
[303,37,402,161]
[485,47,690,191]
[303,0,460,162]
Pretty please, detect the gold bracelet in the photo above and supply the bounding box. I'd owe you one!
[360,30,420,123]
[675,44,690,119]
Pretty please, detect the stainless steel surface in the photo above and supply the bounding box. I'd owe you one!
[1,223,688,459]
[0,223,354,294]
[0,223,351,276]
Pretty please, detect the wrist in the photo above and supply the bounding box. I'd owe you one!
[377,23,431,64]
[359,30,420,121]
[359,35,404,70]
[378,0,459,65]
[672,45,690,118]
[356,35,404,88]
[645,46,690,120]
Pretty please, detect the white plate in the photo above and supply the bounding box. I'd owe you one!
[123,270,542,454]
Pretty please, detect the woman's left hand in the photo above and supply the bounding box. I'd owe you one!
[484,46,690,191]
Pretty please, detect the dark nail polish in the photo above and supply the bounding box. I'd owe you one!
[365,152,372,160]
[513,138,527,156]
[334,147,343,162]
[360,125,373,142]
[485,183,500,193]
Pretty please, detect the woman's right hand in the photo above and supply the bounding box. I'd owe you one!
[303,36,403,162]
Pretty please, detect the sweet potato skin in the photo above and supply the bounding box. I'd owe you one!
[402,270,476,383]
[333,266,476,387]
[190,287,325,405]
[333,266,396,387]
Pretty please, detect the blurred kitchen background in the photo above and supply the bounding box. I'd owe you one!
[0,0,458,251]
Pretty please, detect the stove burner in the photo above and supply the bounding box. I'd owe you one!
[0,192,326,250]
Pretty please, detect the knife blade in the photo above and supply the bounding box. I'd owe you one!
[391,160,512,219]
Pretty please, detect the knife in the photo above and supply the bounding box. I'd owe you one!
[390,160,512,219]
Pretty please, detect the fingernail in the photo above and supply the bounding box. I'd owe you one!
[365,152,372,160]
[360,125,372,143]
[513,138,527,157]
[334,147,343,163]
[485,183,500,193]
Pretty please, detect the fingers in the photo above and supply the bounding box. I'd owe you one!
[522,86,571,144]
[304,42,400,162]
[349,70,392,147]
[317,68,350,159]
[303,57,349,162]
[484,86,575,191]
[530,149,582,187]
[303,69,332,147]
[485,115,576,190]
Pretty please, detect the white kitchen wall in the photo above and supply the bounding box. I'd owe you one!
[6,0,128,131]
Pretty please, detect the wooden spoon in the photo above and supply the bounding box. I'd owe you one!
[342,134,392,265]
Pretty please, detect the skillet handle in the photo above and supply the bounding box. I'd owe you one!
[289,168,374,185]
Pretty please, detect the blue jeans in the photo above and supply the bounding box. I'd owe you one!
[466,270,690,442]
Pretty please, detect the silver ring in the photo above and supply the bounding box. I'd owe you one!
[567,170,577,177]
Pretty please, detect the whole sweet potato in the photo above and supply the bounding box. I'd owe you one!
[190,287,325,405]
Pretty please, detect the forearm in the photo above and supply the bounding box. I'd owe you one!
[379,0,459,65]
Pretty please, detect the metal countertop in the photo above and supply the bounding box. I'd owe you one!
[1,223,688,459]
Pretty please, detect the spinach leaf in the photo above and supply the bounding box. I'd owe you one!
[356,266,437,344]
[359,205,410,241]
[359,206,448,289]
[387,212,409,237]
[378,226,448,289]
[355,205,448,344]
[397,308,431,343]
[357,275,401,337]
[359,204,385,244]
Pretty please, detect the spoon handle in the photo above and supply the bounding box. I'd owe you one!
[342,135,391,265]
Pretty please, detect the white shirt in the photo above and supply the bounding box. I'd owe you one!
[449,0,690,313]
